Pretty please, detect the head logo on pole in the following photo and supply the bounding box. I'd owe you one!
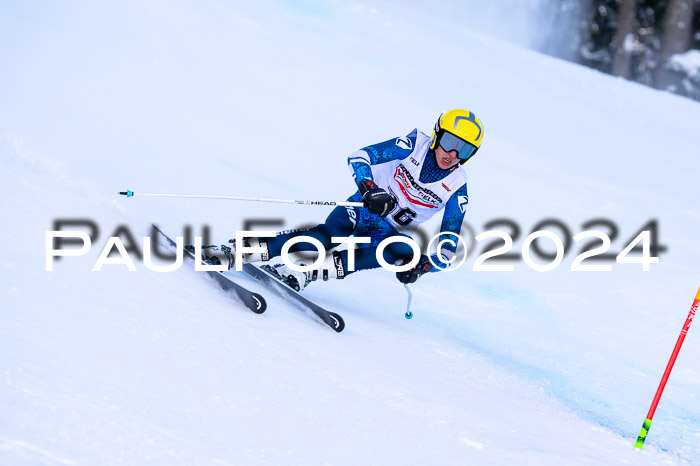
[635,285,700,449]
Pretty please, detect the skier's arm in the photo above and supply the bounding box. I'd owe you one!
[396,184,469,283]
[347,129,418,185]
[428,184,469,272]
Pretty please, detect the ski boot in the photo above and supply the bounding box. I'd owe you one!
[185,237,271,270]
[184,244,234,269]
[264,251,346,292]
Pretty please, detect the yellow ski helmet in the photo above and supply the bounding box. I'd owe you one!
[430,109,484,164]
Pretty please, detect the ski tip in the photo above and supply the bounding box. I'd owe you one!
[118,190,134,198]
[405,311,413,319]
[252,293,267,314]
[329,312,345,332]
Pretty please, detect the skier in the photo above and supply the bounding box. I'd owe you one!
[222,109,484,291]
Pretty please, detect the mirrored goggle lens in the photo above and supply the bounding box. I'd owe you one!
[438,131,478,160]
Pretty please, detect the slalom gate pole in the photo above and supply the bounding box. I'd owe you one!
[119,189,364,208]
[635,285,700,449]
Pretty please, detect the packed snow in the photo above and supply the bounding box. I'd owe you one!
[2,1,700,464]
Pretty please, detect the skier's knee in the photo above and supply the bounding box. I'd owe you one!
[381,241,417,265]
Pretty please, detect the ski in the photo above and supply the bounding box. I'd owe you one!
[240,262,345,332]
[151,225,266,314]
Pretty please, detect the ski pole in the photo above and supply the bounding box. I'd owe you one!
[404,284,413,319]
[634,285,700,449]
[119,189,365,207]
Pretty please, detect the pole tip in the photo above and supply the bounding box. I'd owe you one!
[119,190,134,198]
[634,418,652,450]
[405,311,413,319]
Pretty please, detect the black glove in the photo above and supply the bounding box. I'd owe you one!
[358,179,396,217]
[396,254,432,284]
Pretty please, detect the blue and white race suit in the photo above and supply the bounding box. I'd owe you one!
[263,129,470,275]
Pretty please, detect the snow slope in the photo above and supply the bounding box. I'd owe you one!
[2,1,700,464]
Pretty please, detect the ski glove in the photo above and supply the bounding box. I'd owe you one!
[396,254,432,284]
[358,179,396,217]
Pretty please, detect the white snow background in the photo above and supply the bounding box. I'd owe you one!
[2,1,700,464]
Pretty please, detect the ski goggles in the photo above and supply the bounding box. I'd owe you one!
[437,131,479,162]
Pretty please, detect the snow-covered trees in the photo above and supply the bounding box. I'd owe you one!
[575,0,700,99]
